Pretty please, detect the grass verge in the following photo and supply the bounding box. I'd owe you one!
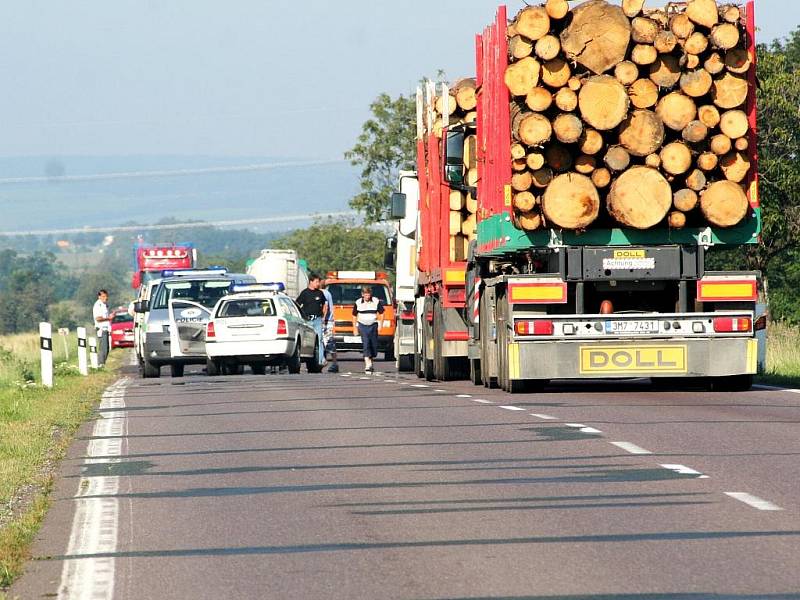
[759,321,800,387]
[0,332,121,593]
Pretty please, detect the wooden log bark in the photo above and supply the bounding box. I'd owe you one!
[615,61,640,86]
[686,168,707,191]
[649,10,670,28]
[578,75,629,130]
[545,144,573,171]
[450,235,469,261]
[705,52,726,74]
[607,166,673,229]
[591,167,612,188]
[466,192,478,214]
[553,113,583,143]
[525,87,553,112]
[515,6,550,41]
[680,69,713,97]
[517,211,543,231]
[697,152,719,171]
[511,170,533,192]
[656,92,697,131]
[701,180,749,227]
[541,58,572,88]
[698,104,721,128]
[435,94,456,116]
[579,128,604,155]
[604,145,631,171]
[629,78,659,108]
[542,172,601,230]
[545,0,570,20]
[725,48,752,74]
[619,109,665,157]
[720,151,751,182]
[513,191,537,212]
[526,151,546,170]
[686,0,719,28]
[683,32,709,55]
[535,35,561,61]
[560,0,632,75]
[464,134,477,169]
[449,190,465,211]
[710,23,740,50]
[505,57,541,96]
[514,111,552,146]
[554,87,578,112]
[632,44,658,66]
[510,35,534,60]
[720,4,741,23]
[660,141,693,175]
[682,120,709,143]
[461,213,477,236]
[710,134,733,155]
[649,54,682,87]
[674,188,699,211]
[632,17,659,44]
[711,72,748,109]
[531,167,554,188]
[654,31,678,54]
[575,155,597,175]
[449,211,462,235]
[622,0,645,18]
[670,14,695,39]
[669,211,687,228]
[719,109,749,139]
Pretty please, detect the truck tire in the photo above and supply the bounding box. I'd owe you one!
[413,320,424,378]
[470,359,482,386]
[206,359,220,377]
[251,364,267,375]
[170,363,184,378]
[422,299,435,381]
[712,374,753,392]
[398,354,414,372]
[142,358,160,379]
[384,345,395,362]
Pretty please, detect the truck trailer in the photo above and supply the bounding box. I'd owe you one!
[396,0,763,393]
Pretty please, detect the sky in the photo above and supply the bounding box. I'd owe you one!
[0,0,795,161]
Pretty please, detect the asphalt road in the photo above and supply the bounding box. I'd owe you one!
[12,351,800,600]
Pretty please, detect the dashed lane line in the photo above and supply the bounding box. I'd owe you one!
[530,413,558,420]
[660,464,709,479]
[472,399,494,404]
[724,492,784,511]
[610,441,653,455]
[456,394,472,398]
[566,423,603,434]
[499,405,527,411]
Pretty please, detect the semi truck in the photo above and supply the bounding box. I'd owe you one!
[246,249,309,298]
[392,170,421,371]
[393,0,764,392]
[132,242,196,289]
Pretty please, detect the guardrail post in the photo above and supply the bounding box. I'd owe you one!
[77,327,88,376]
[89,337,99,369]
[39,322,53,388]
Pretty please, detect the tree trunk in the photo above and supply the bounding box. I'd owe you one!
[542,172,601,229]
[435,94,456,116]
[554,87,578,112]
[735,137,749,151]
[464,134,477,169]
[450,235,469,261]
[682,120,709,143]
[710,134,733,155]
[660,141,693,175]
[568,76,583,91]
[700,180,749,227]
[515,6,551,42]
[674,188,699,211]
[649,54,682,88]
[632,44,658,66]
[535,35,561,61]
[629,78,659,108]
[697,152,719,171]
[541,58,572,88]
[553,113,583,143]
[449,190,465,211]
[505,57,541,97]
[525,87,553,112]
[526,151,546,170]
[710,23,740,50]
[560,0,632,75]
[591,167,612,188]
[680,68,713,97]
[686,0,719,29]
[683,53,701,70]
[607,166,673,229]
[466,168,478,187]
[545,144,573,171]
[513,158,528,172]
[656,92,697,131]
[719,109,749,139]
[686,168,707,191]
[545,0,570,20]
[711,72,748,109]
[509,35,534,60]
[513,191,537,212]
[513,111,553,146]
[619,109,665,157]
[720,151,751,182]
[622,0,645,18]
[615,61,640,86]
[698,104,721,128]
[604,145,631,171]
[578,75,630,130]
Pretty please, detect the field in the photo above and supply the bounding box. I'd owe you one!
[0,332,120,590]
[763,321,800,386]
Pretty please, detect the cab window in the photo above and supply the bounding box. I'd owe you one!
[152,279,233,310]
[327,283,390,305]
[217,298,276,318]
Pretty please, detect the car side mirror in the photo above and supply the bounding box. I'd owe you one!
[134,300,149,313]
[390,192,406,219]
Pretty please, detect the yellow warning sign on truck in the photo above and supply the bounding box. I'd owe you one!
[579,345,688,374]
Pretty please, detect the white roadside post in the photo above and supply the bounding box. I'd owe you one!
[58,327,70,360]
[77,327,89,376]
[89,337,99,369]
[39,322,53,388]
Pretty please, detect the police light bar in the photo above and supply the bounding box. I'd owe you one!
[161,268,228,278]
[231,282,285,293]
[335,271,377,279]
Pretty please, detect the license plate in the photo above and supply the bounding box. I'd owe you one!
[344,336,362,344]
[604,320,659,334]
[580,345,688,374]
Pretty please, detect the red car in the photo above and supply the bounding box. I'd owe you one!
[110,311,135,348]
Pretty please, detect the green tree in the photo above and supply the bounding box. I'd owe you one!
[272,218,388,276]
[345,92,416,223]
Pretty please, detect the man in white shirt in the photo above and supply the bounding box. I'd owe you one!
[92,289,115,366]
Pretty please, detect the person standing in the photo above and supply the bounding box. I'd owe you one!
[93,289,115,366]
[320,280,339,373]
[295,274,326,366]
[352,285,384,373]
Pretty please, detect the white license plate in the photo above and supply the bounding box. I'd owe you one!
[344,336,362,344]
[604,320,659,334]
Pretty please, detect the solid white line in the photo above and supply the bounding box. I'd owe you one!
[530,413,558,420]
[411,384,429,388]
[724,492,783,511]
[753,384,800,395]
[611,441,653,455]
[578,427,602,434]
[472,399,494,404]
[456,394,472,398]
[499,405,526,411]
[59,378,129,600]
[359,377,369,380]
[434,389,447,393]
[565,423,586,428]
[660,464,709,478]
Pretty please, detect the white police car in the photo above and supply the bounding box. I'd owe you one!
[205,283,322,375]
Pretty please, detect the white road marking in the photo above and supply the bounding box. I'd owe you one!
[411,384,429,388]
[499,405,526,411]
[566,423,586,428]
[530,413,558,420]
[472,399,494,404]
[724,492,783,511]
[59,378,129,600]
[434,389,447,393]
[456,394,472,398]
[611,441,653,455]
[660,464,709,478]
[753,384,800,395]
[359,377,370,380]
[564,423,603,434]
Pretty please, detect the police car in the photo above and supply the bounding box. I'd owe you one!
[205,283,323,375]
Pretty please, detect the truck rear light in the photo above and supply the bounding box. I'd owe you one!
[443,331,470,341]
[276,319,288,336]
[713,317,752,333]
[400,310,415,322]
[206,322,215,339]
[514,320,554,336]
[447,287,466,303]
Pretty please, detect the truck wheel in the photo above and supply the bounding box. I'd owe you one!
[142,358,160,379]
[287,343,302,374]
[712,374,753,392]
[470,359,482,386]
[398,354,414,372]
[170,363,184,378]
[422,299,435,381]
[306,340,323,373]
[206,359,220,376]
[413,318,424,378]
[251,364,267,375]
[384,345,395,362]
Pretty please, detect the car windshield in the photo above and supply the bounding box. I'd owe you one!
[218,298,276,318]
[151,279,234,310]
[111,313,133,324]
[327,283,390,305]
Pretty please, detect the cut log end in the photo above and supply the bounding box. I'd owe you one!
[701,180,749,227]
[604,146,631,172]
[514,6,551,42]
[505,56,541,97]
[535,35,561,61]
[607,166,673,229]
[615,61,640,86]
[579,75,630,131]
[669,211,687,229]
[719,109,749,139]
[619,109,665,157]
[542,172,601,230]
[591,167,612,189]
[656,92,698,131]
[686,0,720,29]
[560,2,632,75]
[712,72,748,109]
[660,141,693,175]
[579,128,604,155]
[525,87,553,112]
[629,78,659,109]
[545,0,570,20]
[553,113,583,144]
[674,188,699,212]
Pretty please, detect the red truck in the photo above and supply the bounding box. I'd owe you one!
[131,242,196,289]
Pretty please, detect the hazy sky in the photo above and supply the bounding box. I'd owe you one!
[0,0,794,160]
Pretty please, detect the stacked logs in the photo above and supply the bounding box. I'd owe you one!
[432,79,480,261]
[505,0,753,232]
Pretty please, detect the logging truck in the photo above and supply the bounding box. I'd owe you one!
[394,0,764,392]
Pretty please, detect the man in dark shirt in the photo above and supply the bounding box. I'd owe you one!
[296,274,326,366]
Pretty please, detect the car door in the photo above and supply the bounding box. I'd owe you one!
[168,299,213,357]
[281,298,314,356]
